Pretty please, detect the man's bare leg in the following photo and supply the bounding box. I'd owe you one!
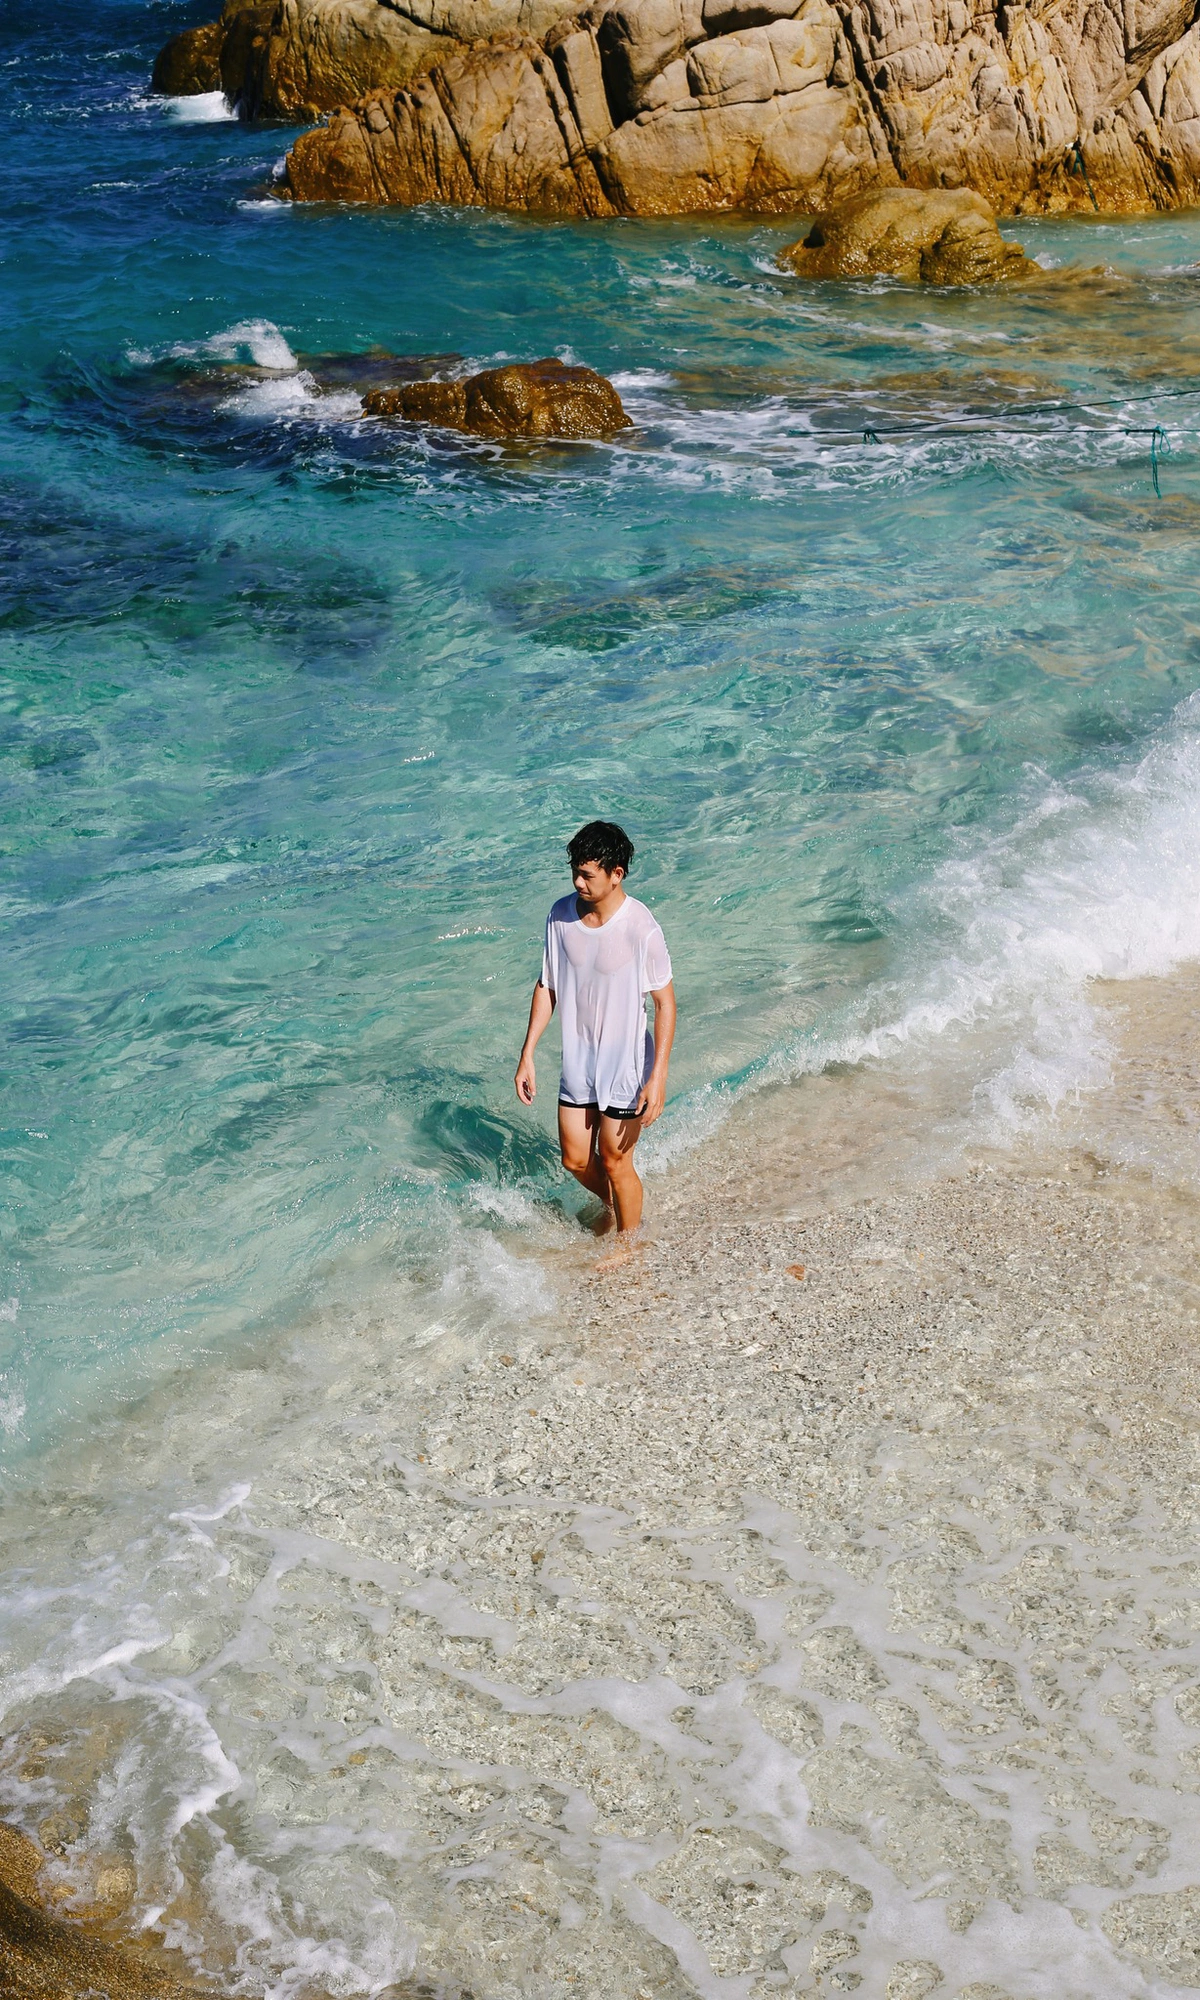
[597,1112,644,1233]
[558,1103,611,1211]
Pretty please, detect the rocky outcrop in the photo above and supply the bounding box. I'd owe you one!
[151,19,226,94]
[0,1822,213,2000]
[284,34,622,209]
[779,186,1041,280]
[282,1,889,209]
[152,0,579,119]
[363,357,632,434]
[275,0,1200,213]
[153,1,276,105]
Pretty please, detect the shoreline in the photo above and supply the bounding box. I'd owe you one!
[3,967,1200,1996]
[9,14,1200,1992]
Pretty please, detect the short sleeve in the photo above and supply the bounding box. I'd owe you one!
[540,913,556,993]
[642,919,672,993]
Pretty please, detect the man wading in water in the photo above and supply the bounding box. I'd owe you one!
[515,821,676,1236]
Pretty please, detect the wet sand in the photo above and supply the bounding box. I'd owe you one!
[3,976,1200,1998]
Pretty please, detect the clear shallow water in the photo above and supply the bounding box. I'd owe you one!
[4,5,1200,1992]
[6,4,1200,1448]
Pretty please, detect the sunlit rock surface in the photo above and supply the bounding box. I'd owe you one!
[261,0,1200,211]
[153,0,579,119]
[778,187,1042,282]
[363,357,633,437]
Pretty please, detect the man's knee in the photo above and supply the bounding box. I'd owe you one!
[599,1134,637,1176]
[561,1144,593,1177]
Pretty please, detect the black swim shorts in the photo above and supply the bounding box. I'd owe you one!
[558,1099,643,1120]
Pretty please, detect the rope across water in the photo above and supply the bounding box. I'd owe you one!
[847,386,1188,493]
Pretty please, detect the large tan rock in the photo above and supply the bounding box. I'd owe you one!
[151,20,225,95]
[152,0,582,117]
[162,0,1200,213]
[282,1,890,210]
[779,186,1041,282]
[362,358,633,436]
[285,37,617,209]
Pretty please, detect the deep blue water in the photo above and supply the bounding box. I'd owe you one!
[5,0,1200,1449]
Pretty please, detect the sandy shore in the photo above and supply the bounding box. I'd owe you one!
[3,976,1200,1999]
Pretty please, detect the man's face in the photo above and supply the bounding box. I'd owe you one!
[573,859,624,903]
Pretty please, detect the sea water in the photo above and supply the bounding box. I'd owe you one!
[2,0,1200,1993]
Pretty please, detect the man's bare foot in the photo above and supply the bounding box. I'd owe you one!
[586,1202,616,1237]
[594,1229,645,1273]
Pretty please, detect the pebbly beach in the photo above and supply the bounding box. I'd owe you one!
[4,961,1200,1997]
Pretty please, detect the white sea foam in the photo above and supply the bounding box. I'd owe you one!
[216,372,362,423]
[609,368,677,390]
[607,380,1188,497]
[203,319,299,371]
[646,693,1200,1176]
[162,91,236,124]
[868,698,1200,1114]
[466,1182,544,1227]
[128,319,300,373]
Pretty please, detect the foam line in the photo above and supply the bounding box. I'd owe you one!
[647,690,1200,1172]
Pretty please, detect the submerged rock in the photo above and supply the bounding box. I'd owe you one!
[105,350,458,429]
[0,1822,212,2000]
[0,1820,474,2000]
[778,188,1041,284]
[269,0,1200,215]
[362,358,632,438]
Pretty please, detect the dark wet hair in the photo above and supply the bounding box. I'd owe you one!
[567,820,634,876]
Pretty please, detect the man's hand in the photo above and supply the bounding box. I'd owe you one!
[516,982,554,1105]
[637,1073,667,1126]
[638,983,675,1128]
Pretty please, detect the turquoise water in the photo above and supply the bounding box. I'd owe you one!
[6,0,1200,1452]
[9,11,1200,1999]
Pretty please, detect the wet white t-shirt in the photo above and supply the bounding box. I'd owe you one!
[541,893,672,1112]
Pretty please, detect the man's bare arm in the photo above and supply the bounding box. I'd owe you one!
[515,981,555,1104]
[638,981,676,1125]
